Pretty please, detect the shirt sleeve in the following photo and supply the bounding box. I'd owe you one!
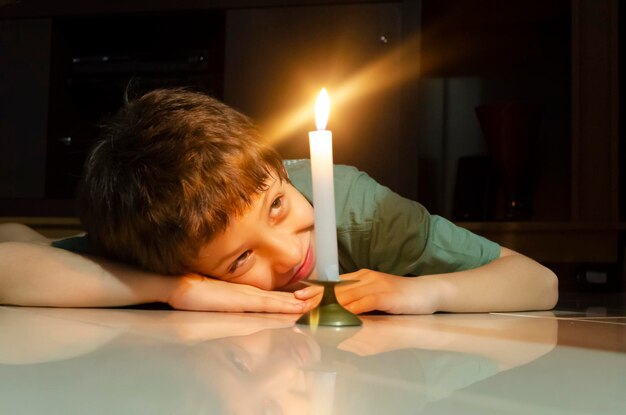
[411,215,501,275]
[50,235,94,255]
[331,165,501,276]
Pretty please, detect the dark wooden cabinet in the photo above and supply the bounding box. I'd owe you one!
[411,0,621,290]
[0,19,51,199]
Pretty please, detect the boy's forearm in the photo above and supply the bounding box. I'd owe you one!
[427,252,558,313]
[0,241,308,313]
[0,223,50,243]
[0,241,179,307]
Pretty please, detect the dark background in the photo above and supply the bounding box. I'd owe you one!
[0,0,622,295]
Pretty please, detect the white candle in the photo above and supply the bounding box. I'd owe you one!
[309,88,340,281]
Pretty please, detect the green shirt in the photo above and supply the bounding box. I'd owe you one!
[53,160,500,275]
[284,159,500,276]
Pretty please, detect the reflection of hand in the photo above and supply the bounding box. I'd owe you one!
[339,314,558,371]
[168,274,310,313]
[157,312,297,344]
[294,270,440,314]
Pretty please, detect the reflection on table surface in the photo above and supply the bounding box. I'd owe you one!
[1,306,625,415]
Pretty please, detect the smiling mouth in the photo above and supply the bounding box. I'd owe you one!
[286,244,314,287]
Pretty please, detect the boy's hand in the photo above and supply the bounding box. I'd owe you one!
[338,270,441,314]
[168,274,309,313]
[294,270,441,315]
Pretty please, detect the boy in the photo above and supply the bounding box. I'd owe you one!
[0,89,558,314]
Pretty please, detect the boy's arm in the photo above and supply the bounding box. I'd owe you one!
[0,225,307,312]
[0,241,174,307]
[295,247,558,314]
[424,247,558,313]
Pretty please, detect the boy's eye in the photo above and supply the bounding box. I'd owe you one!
[229,250,252,273]
[269,196,284,217]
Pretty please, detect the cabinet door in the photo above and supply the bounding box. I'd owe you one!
[224,3,415,197]
[0,19,51,198]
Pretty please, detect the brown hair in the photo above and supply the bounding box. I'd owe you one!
[78,88,287,274]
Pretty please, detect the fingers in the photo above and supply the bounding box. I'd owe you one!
[335,277,391,314]
[292,277,381,314]
[219,297,305,314]
[293,285,323,301]
[250,299,306,314]
[293,286,323,312]
[241,290,307,314]
[336,281,373,306]
[172,277,309,314]
[293,280,379,315]
[336,279,382,314]
[343,296,378,315]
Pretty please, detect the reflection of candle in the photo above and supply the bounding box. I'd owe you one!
[310,371,337,415]
[309,88,340,282]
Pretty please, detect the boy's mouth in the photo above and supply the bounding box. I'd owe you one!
[285,244,315,287]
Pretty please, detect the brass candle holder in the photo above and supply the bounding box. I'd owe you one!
[296,280,362,327]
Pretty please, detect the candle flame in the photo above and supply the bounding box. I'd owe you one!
[315,88,330,131]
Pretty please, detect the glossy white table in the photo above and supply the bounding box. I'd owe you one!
[1,305,624,414]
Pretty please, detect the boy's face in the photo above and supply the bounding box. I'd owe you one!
[194,176,317,291]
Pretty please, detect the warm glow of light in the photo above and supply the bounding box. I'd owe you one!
[260,32,450,145]
[314,88,330,130]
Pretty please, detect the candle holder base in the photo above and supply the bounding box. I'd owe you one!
[296,280,362,327]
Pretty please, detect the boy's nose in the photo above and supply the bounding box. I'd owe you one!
[267,233,302,274]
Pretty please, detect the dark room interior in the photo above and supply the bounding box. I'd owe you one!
[1,0,622,300]
[0,1,624,413]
